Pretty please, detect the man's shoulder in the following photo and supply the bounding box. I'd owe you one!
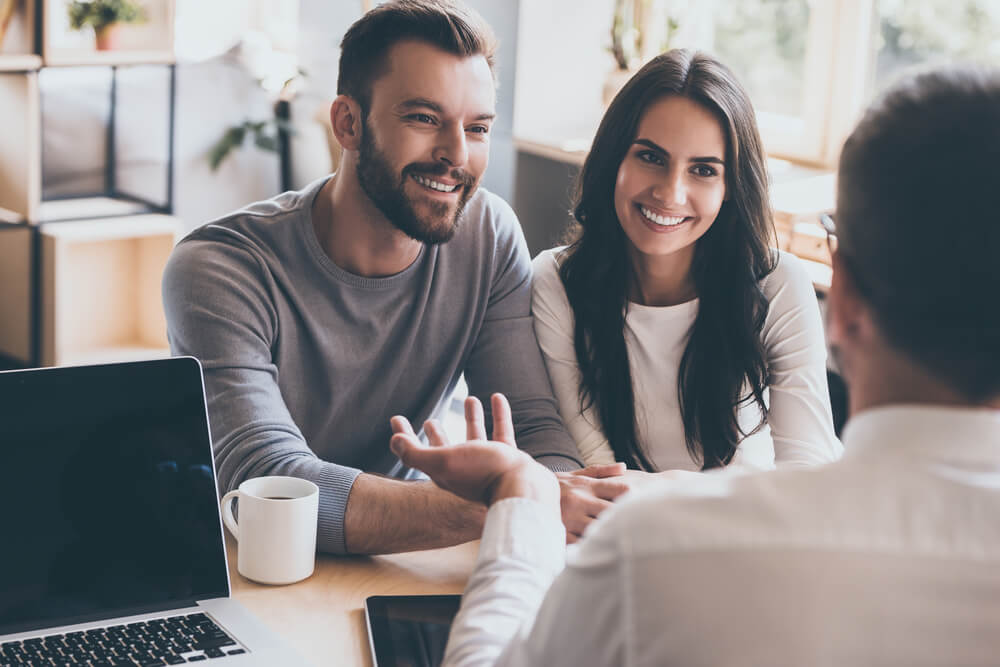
[177,177,327,257]
[602,463,864,556]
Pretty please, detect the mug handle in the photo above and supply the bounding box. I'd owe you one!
[221,490,240,541]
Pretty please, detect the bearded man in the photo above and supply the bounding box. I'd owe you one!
[163,0,624,556]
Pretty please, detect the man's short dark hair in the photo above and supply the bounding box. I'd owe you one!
[836,65,1000,400]
[338,0,497,114]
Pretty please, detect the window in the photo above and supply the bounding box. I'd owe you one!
[643,0,1000,165]
[513,1,999,168]
[871,0,1000,92]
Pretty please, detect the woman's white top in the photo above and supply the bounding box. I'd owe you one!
[531,248,843,472]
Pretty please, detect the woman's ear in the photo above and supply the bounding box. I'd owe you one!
[330,95,364,152]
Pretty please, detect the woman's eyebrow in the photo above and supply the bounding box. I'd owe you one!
[633,138,723,165]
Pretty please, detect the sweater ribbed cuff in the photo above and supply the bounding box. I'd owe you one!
[316,465,363,555]
[534,454,583,473]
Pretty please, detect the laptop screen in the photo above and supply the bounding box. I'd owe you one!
[0,357,231,636]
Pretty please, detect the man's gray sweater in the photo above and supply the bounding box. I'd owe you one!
[162,176,582,554]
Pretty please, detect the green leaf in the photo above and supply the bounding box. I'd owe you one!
[207,125,247,171]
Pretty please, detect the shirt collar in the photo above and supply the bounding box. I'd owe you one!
[841,404,1000,466]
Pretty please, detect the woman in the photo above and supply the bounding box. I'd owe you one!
[532,49,842,478]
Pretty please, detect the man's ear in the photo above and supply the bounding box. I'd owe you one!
[826,251,871,350]
[330,95,364,152]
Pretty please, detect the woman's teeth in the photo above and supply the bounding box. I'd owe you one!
[414,175,459,192]
[640,206,686,226]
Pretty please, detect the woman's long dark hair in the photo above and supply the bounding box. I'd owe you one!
[560,49,776,470]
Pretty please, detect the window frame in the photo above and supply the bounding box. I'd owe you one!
[708,0,878,167]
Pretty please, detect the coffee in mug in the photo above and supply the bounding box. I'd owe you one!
[221,476,319,585]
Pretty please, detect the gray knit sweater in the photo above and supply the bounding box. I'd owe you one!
[162,176,582,554]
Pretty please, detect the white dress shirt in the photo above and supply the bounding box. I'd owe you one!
[446,405,1000,666]
[531,247,843,471]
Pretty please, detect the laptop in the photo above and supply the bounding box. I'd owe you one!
[0,357,311,666]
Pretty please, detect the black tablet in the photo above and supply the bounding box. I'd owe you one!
[364,594,462,667]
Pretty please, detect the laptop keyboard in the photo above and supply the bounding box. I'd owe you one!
[0,612,247,666]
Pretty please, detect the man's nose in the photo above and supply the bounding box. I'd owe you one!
[432,124,469,167]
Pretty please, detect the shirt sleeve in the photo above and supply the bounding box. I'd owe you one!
[462,202,583,472]
[162,236,361,554]
[530,250,618,466]
[445,497,625,667]
[759,252,844,466]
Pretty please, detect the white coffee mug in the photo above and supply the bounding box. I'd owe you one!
[221,476,319,585]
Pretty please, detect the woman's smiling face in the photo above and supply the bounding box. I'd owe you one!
[613,95,728,269]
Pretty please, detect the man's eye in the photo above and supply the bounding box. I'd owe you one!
[408,114,435,124]
[467,125,490,135]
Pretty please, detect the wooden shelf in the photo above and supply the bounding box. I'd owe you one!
[38,196,157,223]
[0,0,37,63]
[40,214,180,367]
[0,54,42,72]
[0,225,33,363]
[40,0,174,67]
[0,206,26,225]
[514,136,589,166]
[41,51,176,68]
[0,69,41,223]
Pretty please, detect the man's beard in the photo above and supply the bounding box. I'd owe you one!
[355,121,476,244]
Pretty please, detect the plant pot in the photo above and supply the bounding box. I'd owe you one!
[94,22,122,50]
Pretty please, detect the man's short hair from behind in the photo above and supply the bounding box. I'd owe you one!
[337,0,498,116]
[836,64,1000,400]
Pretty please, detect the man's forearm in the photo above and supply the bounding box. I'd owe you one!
[343,473,487,554]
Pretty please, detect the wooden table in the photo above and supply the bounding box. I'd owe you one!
[226,536,477,666]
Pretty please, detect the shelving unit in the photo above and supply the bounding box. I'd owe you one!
[40,215,176,366]
[0,0,178,368]
[39,0,174,66]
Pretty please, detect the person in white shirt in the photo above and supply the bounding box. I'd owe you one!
[531,50,841,506]
[389,63,1000,665]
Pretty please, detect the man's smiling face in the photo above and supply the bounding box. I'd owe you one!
[355,39,496,244]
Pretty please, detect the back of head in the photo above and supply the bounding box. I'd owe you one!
[338,0,497,114]
[837,65,1000,400]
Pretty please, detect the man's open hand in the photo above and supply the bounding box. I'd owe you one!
[390,394,559,507]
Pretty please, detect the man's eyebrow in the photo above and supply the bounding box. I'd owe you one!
[396,97,497,120]
[633,138,724,164]
[395,98,496,122]
[396,98,444,113]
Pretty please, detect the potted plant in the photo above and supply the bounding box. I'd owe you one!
[605,0,680,105]
[67,0,146,51]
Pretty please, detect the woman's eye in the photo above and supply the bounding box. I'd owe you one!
[692,164,718,177]
[637,150,664,165]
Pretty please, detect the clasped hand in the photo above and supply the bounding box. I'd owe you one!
[390,394,630,543]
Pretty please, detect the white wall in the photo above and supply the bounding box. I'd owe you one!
[513,0,616,145]
[172,58,280,233]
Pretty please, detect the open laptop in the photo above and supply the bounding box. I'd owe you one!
[0,357,311,666]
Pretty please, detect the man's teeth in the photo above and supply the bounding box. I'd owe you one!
[640,206,686,226]
[414,175,459,192]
